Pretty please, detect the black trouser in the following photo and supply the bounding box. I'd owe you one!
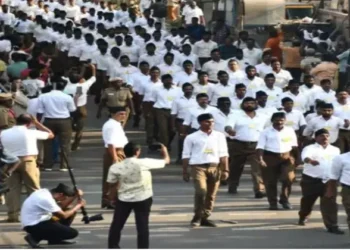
[108,197,153,249]
[24,218,78,244]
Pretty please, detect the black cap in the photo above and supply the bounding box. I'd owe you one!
[109,106,126,114]
[271,112,286,121]
[51,183,75,197]
[315,128,329,137]
[197,113,214,123]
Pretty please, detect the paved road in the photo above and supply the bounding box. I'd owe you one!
[0,97,349,249]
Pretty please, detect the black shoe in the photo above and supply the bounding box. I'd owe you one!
[269,205,279,210]
[327,227,345,235]
[0,184,9,195]
[200,219,217,227]
[48,240,76,245]
[228,186,237,194]
[24,234,41,249]
[220,180,228,186]
[298,218,307,226]
[279,201,293,210]
[190,216,201,227]
[255,191,266,199]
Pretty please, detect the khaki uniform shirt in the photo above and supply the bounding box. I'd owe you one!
[0,105,15,130]
[102,87,133,108]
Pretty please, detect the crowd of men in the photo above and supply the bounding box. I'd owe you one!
[0,0,350,247]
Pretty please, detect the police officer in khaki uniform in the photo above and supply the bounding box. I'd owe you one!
[96,77,135,128]
[0,93,16,205]
[0,93,16,130]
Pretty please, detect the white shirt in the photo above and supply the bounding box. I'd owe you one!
[151,85,181,109]
[37,90,76,118]
[333,101,350,130]
[283,109,307,131]
[308,89,336,107]
[243,48,262,66]
[193,40,218,58]
[107,157,166,202]
[299,84,322,97]
[1,125,49,157]
[22,79,45,97]
[303,116,344,143]
[131,72,150,94]
[173,71,198,87]
[226,110,269,141]
[242,76,264,95]
[65,4,81,19]
[305,113,319,123]
[138,53,161,67]
[202,60,227,82]
[227,69,245,83]
[0,12,16,26]
[182,130,228,164]
[158,63,182,77]
[171,95,197,120]
[178,53,201,71]
[102,118,128,148]
[183,104,217,129]
[15,19,34,34]
[273,70,293,89]
[208,83,235,106]
[92,52,111,71]
[139,79,162,102]
[256,85,283,107]
[182,5,203,25]
[255,63,272,78]
[257,126,298,153]
[302,143,340,182]
[212,109,236,137]
[21,189,62,228]
[278,91,308,113]
[230,95,245,110]
[34,27,56,43]
[331,153,350,185]
[64,76,96,107]
[119,44,140,63]
[27,98,39,117]
[68,38,85,58]
[109,65,139,84]
[79,43,98,62]
[257,106,278,118]
[193,83,214,96]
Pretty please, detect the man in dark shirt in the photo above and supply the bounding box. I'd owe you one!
[186,17,205,41]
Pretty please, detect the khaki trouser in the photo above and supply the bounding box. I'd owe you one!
[102,149,125,207]
[341,185,350,231]
[335,129,350,153]
[43,118,72,170]
[175,118,184,160]
[299,174,338,228]
[261,151,295,206]
[191,164,221,219]
[228,140,265,193]
[6,156,40,219]
[154,108,175,148]
[143,102,156,145]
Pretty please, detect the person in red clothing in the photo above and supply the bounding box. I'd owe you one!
[265,29,283,63]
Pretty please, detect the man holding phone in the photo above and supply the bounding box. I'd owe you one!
[64,63,96,151]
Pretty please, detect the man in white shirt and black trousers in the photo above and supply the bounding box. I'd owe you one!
[182,113,229,227]
[107,142,170,249]
[298,128,344,234]
[21,183,85,248]
[37,78,77,171]
[256,112,299,210]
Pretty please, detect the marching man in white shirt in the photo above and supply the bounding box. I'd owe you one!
[171,83,196,163]
[101,107,128,209]
[298,129,344,235]
[182,113,229,227]
[327,143,350,235]
[2,114,54,222]
[225,97,268,197]
[256,112,299,210]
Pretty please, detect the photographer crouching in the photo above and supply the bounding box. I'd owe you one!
[20,183,86,248]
